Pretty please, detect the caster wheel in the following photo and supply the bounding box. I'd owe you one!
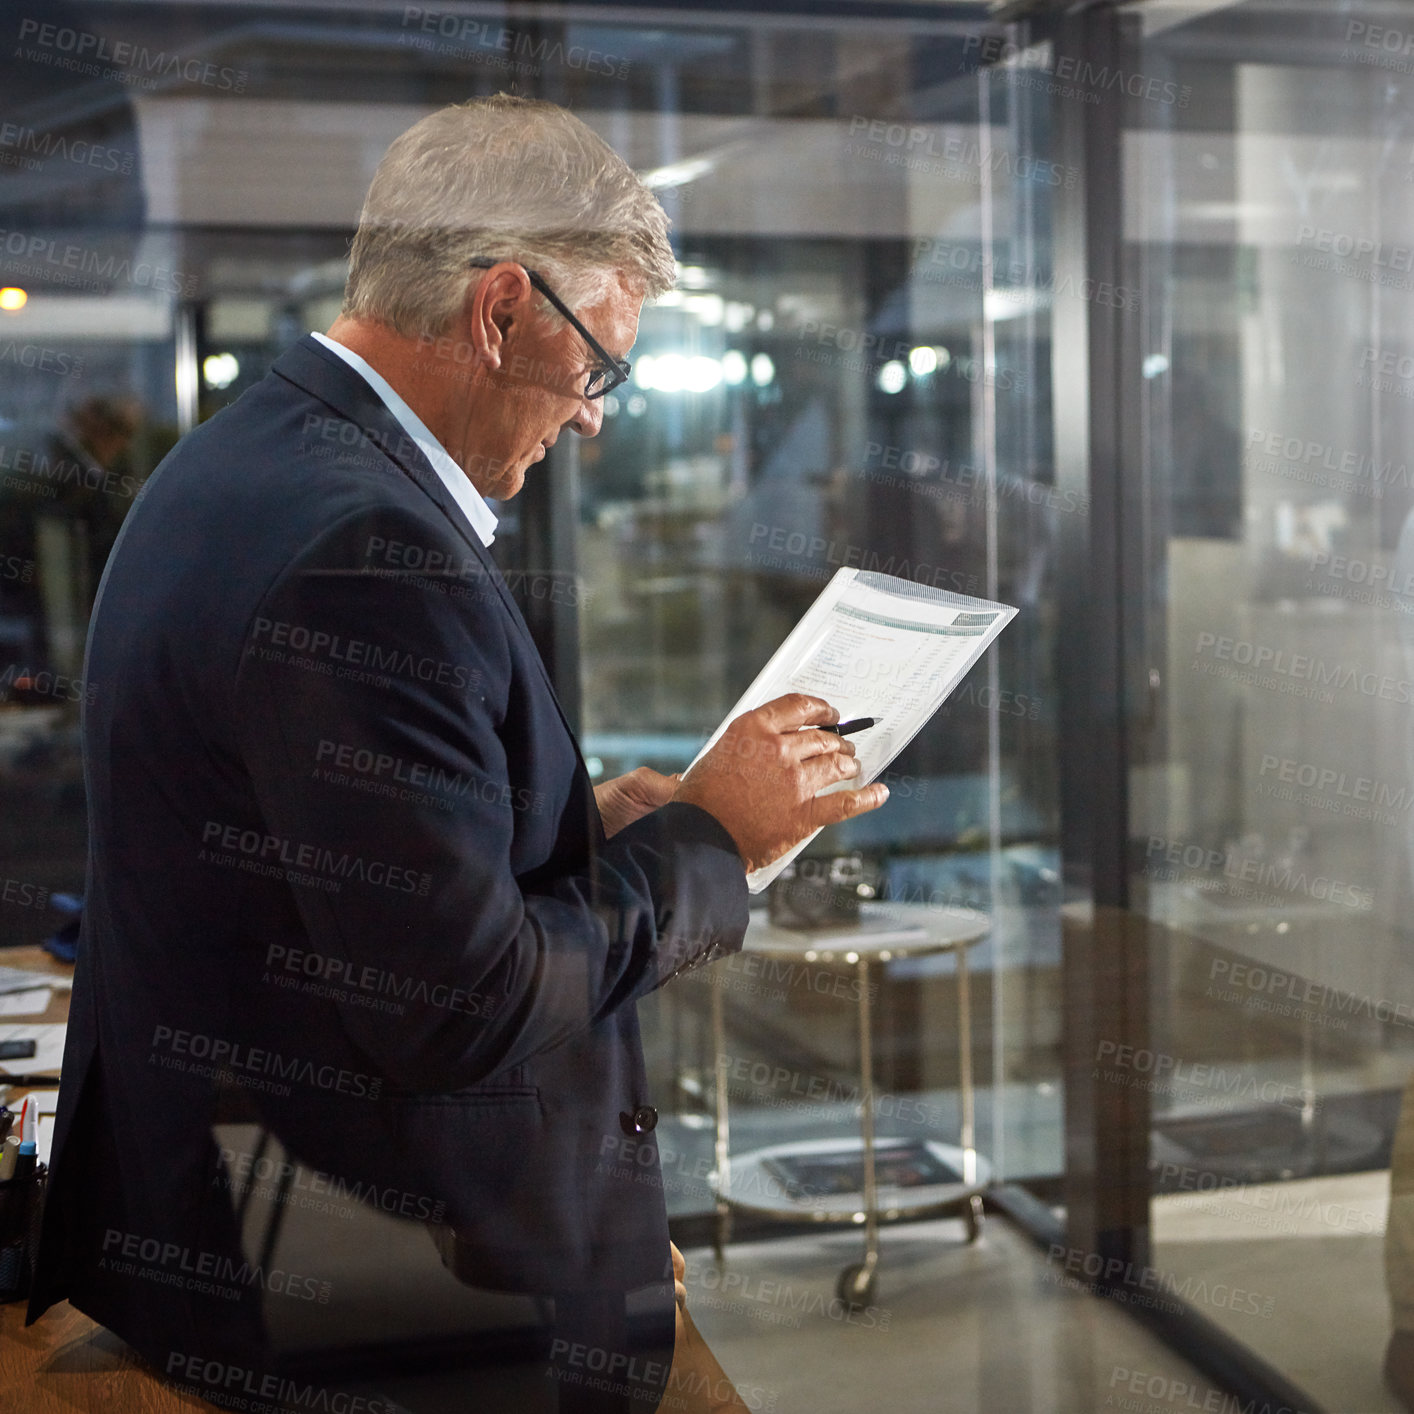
[836,1262,877,1308]
[964,1193,984,1244]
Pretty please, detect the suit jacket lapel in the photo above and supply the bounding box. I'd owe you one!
[271,337,584,756]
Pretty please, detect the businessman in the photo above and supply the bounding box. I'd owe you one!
[27,95,886,1411]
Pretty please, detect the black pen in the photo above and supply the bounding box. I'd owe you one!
[817,717,877,737]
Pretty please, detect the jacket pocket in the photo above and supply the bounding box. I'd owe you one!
[383,1062,541,1106]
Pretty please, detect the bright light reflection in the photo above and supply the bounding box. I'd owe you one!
[690,356,723,392]
[908,346,938,377]
[203,352,240,389]
[877,360,907,394]
[724,302,753,333]
[636,353,724,394]
[685,294,724,326]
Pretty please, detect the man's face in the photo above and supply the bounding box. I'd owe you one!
[449,272,642,502]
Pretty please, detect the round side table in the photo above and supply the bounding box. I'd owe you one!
[709,901,991,1307]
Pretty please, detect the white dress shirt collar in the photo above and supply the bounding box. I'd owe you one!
[310,331,497,548]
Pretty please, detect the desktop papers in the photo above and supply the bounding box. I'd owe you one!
[0,963,71,995]
[0,987,52,1016]
[687,569,1016,891]
[0,1023,67,1076]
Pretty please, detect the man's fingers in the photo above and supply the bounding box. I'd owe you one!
[793,750,862,801]
[752,693,839,733]
[812,782,889,828]
[789,729,856,762]
[669,1242,688,1306]
[631,766,679,806]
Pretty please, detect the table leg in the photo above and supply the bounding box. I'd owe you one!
[858,956,878,1280]
[837,954,881,1307]
[711,974,731,1267]
[957,940,983,1241]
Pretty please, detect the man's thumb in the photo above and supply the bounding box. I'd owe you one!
[850,783,889,812]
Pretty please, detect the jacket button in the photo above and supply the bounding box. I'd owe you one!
[620,1105,658,1136]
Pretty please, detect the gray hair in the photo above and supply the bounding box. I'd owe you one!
[342,94,675,337]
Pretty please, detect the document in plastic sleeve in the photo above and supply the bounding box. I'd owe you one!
[686,569,1016,892]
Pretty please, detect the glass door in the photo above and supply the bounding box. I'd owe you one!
[1127,3,1414,1407]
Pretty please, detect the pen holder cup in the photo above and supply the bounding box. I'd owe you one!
[0,1163,46,1302]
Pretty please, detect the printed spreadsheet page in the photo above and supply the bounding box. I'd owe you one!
[685,568,1017,891]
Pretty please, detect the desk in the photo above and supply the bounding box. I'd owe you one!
[0,946,205,1412]
[709,903,991,1308]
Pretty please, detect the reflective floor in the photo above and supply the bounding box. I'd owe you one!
[684,1218,1211,1414]
[1154,1171,1394,1414]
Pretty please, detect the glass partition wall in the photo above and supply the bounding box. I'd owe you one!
[585,83,1066,1224]
[0,4,1066,1212]
[21,1,1378,1410]
[16,0,1414,1409]
[1126,3,1414,1410]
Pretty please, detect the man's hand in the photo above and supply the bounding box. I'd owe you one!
[594,766,680,839]
[670,1240,687,1307]
[673,694,888,873]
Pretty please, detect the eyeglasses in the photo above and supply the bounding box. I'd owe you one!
[467,259,630,400]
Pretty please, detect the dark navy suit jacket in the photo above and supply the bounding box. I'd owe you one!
[27,337,748,1378]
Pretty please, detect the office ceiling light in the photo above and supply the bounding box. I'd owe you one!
[722,350,748,386]
[642,354,683,392]
[0,288,27,312]
[202,352,240,389]
[724,302,754,333]
[685,294,724,326]
[984,287,1049,322]
[635,353,722,394]
[684,355,723,393]
[877,360,908,394]
[908,346,939,377]
[750,352,775,387]
[642,156,716,189]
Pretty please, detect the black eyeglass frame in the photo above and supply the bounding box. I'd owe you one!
[466,259,631,400]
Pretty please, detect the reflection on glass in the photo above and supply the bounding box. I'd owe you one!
[578,99,1063,1219]
[0,7,1070,1407]
[1132,5,1414,1409]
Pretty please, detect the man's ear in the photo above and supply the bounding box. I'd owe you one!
[463,264,532,375]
